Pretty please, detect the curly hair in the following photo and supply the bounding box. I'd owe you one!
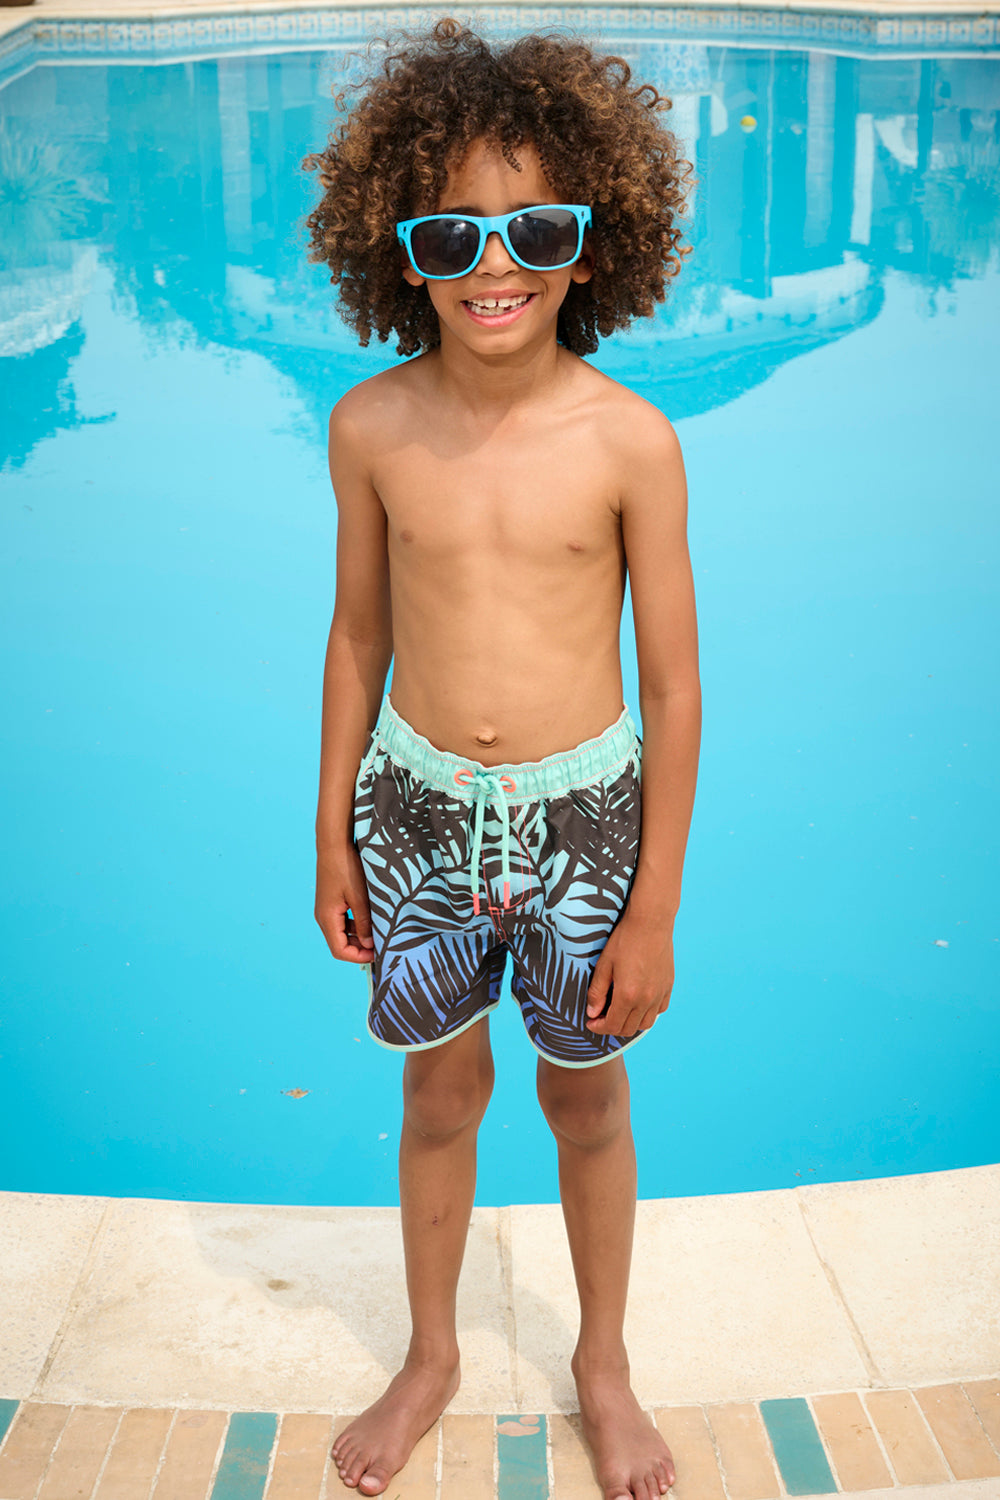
[302,19,690,357]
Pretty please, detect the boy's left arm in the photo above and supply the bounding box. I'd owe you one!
[587,408,702,1039]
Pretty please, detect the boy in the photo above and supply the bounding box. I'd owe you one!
[304,20,700,1500]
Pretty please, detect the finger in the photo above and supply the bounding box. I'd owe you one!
[325,904,352,961]
[343,920,375,964]
[323,904,370,964]
[350,895,375,951]
[586,955,614,1019]
[612,995,654,1037]
[591,993,639,1036]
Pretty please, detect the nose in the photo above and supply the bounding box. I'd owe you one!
[477,229,517,275]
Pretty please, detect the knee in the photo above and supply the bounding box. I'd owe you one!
[537,1065,628,1150]
[404,1055,494,1142]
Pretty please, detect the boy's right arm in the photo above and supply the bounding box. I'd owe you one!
[314,395,392,964]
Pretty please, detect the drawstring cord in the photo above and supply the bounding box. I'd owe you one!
[459,768,514,914]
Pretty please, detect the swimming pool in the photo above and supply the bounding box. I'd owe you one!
[2,9,998,1207]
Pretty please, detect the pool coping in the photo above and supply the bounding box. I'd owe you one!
[2,1162,997,1416]
[2,0,999,62]
[1,1165,997,1494]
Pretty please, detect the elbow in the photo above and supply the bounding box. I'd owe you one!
[638,673,701,714]
[330,610,392,654]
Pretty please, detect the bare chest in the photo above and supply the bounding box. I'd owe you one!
[372,432,621,566]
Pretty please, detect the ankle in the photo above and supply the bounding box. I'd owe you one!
[571,1343,631,1383]
[405,1335,461,1371]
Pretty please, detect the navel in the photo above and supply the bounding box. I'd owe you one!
[567,540,584,553]
[475,730,498,748]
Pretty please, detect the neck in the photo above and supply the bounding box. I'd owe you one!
[434,324,569,415]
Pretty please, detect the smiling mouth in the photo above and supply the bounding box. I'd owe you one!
[464,293,534,317]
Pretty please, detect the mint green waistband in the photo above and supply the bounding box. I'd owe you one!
[375,698,638,804]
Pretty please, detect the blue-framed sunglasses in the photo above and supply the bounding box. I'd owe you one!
[396,204,592,281]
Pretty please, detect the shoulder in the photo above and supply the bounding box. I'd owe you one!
[328,356,434,452]
[571,364,683,505]
[568,358,679,453]
[602,377,680,463]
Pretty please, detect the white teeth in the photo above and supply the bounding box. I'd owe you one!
[467,294,531,315]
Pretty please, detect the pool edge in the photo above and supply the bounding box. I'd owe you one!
[1,1161,996,1415]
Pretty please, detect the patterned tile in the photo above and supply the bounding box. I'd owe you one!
[914,1384,1000,1481]
[264,1413,333,1500]
[497,1414,548,1498]
[3,0,1000,84]
[0,1403,72,1500]
[759,1397,837,1496]
[211,1412,278,1500]
[92,1408,173,1500]
[0,1384,998,1496]
[654,1405,726,1500]
[706,1402,780,1500]
[0,1399,20,1447]
[36,1404,121,1500]
[153,1411,228,1500]
[811,1391,893,1492]
[864,1388,951,1486]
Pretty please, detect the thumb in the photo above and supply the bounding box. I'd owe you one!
[586,952,613,1018]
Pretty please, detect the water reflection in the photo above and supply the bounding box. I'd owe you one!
[1,44,998,465]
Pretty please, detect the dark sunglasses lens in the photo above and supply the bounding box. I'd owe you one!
[508,209,580,267]
[410,218,480,277]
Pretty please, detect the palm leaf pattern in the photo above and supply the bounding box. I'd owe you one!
[354,738,643,1064]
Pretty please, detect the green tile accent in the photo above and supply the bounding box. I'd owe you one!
[497,1413,548,1499]
[210,1412,277,1500]
[0,1400,19,1445]
[760,1398,837,1496]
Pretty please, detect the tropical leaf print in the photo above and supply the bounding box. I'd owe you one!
[353,738,645,1063]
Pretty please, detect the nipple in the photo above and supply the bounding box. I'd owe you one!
[475,731,498,748]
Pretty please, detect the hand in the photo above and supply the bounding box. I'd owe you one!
[585,904,675,1037]
[315,843,375,964]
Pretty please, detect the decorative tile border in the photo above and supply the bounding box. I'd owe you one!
[2,0,998,76]
[0,1383,998,1497]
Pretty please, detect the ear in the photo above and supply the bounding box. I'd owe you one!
[571,234,594,286]
[402,253,425,288]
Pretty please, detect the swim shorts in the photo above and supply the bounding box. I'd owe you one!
[353,698,645,1068]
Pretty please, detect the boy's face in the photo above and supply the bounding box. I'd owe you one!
[402,137,593,355]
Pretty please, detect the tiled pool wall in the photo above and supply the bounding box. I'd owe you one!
[1,3,999,93]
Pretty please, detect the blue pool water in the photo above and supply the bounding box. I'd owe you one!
[2,14,998,1207]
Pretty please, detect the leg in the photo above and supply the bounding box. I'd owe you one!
[332,1017,494,1494]
[537,1057,675,1500]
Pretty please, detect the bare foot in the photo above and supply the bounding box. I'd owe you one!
[330,1353,460,1495]
[574,1359,675,1500]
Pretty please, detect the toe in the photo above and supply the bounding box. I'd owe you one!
[340,1447,368,1487]
[358,1465,392,1496]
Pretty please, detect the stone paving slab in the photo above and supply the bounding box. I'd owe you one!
[510,1191,871,1410]
[0,1194,107,1398]
[799,1166,1000,1388]
[0,1168,998,1492]
[1,1167,998,1415]
[1,1386,999,1497]
[32,1200,513,1412]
